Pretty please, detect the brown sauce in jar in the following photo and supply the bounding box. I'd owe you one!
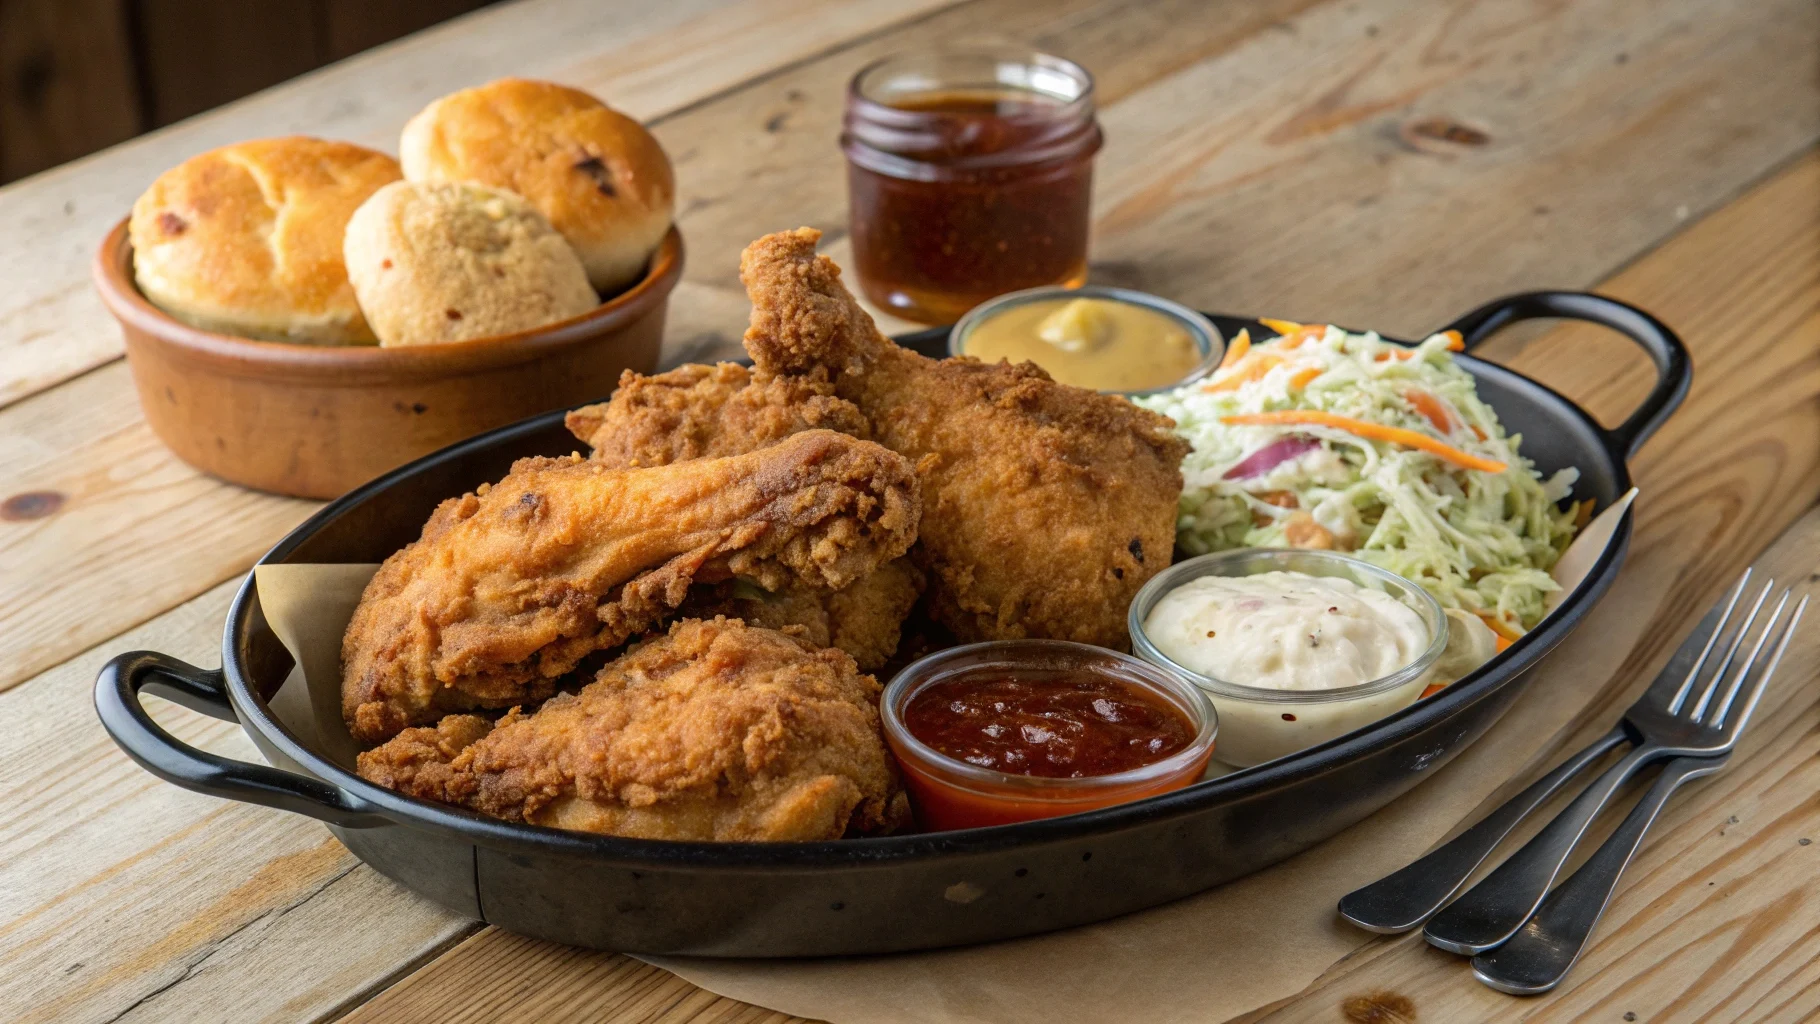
[842,57,1102,325]
[902,671,1194,778]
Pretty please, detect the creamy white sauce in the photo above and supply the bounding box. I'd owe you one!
[1144,571,1429,691]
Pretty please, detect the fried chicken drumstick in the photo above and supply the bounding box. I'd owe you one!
[357,617,910,841]
[565,361,925,671]
[341,429,920,743]
[739,228,1189,649]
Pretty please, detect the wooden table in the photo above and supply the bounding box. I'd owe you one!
[3,0,1818,1020]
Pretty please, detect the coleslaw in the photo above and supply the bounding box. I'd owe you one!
[1135,321,1583,632]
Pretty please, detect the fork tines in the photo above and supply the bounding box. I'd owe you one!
[1671,570,1809,733]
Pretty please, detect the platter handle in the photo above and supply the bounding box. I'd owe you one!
[95,650,389,828]
[1440,291,1691,459]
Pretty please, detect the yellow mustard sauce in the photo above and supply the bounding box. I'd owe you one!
[960,297,1204,392]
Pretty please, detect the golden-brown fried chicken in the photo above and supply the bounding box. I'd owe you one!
[739,228,1189,649]
[341,430,920,743]
[565,360,924,671]
[677,556,924,673]
[564,362,869,468]
[356,617,911,841]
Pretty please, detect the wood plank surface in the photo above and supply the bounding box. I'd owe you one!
[0,0,966,694]
[1,0,1813,702]
[0,0,964,409]
[0,581,469,1024]
[315,147,1820,1024]
[1,0,1816,1021]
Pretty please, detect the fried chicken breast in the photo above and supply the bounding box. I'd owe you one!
[565,360,924,671]
[357,617,911,841]
[341,430,920,743]
[739,228,1189,649]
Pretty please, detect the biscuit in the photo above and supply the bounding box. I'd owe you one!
[129,137,402,344]
[344,180,598,346]
[400,78,674,295]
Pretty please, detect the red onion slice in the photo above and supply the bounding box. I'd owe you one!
[1222,435,1320,480]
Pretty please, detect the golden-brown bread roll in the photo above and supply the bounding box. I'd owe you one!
[344,180,598,346]
[128,137,401,344]
[399,78,674,295]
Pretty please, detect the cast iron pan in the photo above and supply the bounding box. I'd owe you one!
[97,291,1688,956]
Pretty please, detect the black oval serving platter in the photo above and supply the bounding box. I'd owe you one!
[97,291,1687,956]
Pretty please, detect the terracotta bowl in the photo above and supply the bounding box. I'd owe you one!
[92,219,683,500]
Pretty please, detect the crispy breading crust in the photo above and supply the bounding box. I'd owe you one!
[357,617,911,841]
[739,228,1189,648]
[566,360,922,671]
[341,430,919,744]
[565,362,869,467]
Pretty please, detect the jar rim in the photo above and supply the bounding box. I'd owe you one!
[849,47,1097,115]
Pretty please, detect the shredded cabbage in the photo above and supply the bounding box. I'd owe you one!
[1135,325,1582,631]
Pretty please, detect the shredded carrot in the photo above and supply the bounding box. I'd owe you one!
[1372,348,1417,362]
[1284,325,1329,349]
[1420,682,1447,699]
[1495,634,1514,652]
[1441,329,1466,352]
[1217,328,1251,371]
[1203,353,1284,392]
[1258,318,1303,336]
[1218,410,1510,473]
[1477,612,1524,644]
[1288,365,1323,390]
[1405,388,1459,435]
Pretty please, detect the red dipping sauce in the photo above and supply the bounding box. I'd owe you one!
[903,674,1194,778]
[882,641,1217,831]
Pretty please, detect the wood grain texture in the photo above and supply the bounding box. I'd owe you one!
[1225,145,1820,1024]
[319,0,494,62]
[1236,519,1820,1024]
[2,0,1811,698]
[667,0,1819,345]
[1,0,1816,1021]
[0,0,963,408]
[0,0,142,182]
[258,147,1820,1024]
[0,580,470,1024]
[0,0,965,692]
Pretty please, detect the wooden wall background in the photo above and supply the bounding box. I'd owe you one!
[0,0,498,184]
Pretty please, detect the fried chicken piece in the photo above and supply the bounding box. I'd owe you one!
[341,430,920,744]
[564,362,869,468]
[357,617,911,841]
[677,556,925,672]
[565,360,923,671]
[738,228,1190,649]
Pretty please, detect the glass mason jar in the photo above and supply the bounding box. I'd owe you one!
[840,49,1103,325]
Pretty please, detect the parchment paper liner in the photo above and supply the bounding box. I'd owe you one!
[250,489,1635,1024]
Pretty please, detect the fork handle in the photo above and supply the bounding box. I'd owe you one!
[1470,756,1727,994]
[1339,725,1630,933]
[1425,740,1663,954]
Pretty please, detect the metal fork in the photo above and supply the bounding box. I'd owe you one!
[1472,587,1805,993]
[1335,571,1780,939]
[1419,571,1800,955]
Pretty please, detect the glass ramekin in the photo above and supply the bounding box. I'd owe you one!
[880,640,1218,831]
[1128,549,1447,768]
[948,285,1225,397]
